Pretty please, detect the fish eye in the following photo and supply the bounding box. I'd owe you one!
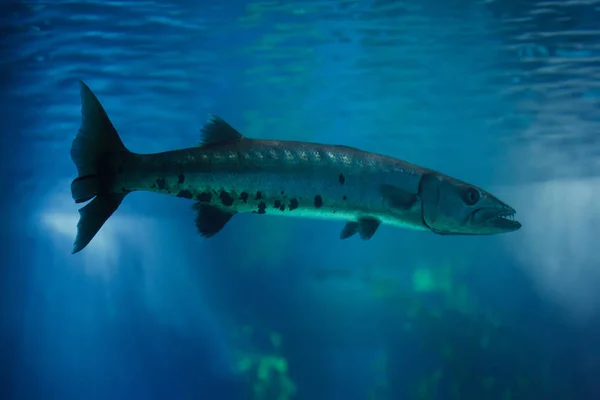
[462,187,480,206]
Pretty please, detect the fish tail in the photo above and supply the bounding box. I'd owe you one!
[69,81,131,254]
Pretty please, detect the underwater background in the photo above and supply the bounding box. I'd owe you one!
[2,0,600,399]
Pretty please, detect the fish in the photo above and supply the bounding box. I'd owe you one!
[69,81,521,254]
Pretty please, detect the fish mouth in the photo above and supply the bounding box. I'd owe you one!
[487,209,521,231]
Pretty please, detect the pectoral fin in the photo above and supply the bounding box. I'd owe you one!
[340,217,381,240]
[379,184,418,210]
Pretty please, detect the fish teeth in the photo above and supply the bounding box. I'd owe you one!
[497,212,515,220]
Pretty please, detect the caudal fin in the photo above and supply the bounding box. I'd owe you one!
[70,81,131,254]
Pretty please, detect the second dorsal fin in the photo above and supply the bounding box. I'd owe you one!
[199,115,247,147]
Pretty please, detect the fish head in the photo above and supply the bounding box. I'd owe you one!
[418,173,521,235]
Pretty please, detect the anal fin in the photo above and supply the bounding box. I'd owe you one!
[340,217,381,240]
[193,203,236,237]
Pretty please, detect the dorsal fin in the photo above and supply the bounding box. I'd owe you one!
[199,115,246,147]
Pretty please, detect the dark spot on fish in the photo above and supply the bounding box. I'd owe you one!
[255,191,263,200]
[220,191,234,207]
[274,200,282,209]
[197,192,212,202]
[257,201,267,214]
[338,173,345,185]
[289,198,299,211]
[343,195,347,201]
[314,195,323,208]
[279,204,285,211]
[177,190,193,199]
[178,174,185,184]
[239,192,249,203]
[156,178,166,190]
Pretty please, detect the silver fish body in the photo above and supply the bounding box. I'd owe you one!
[69,81,521,254]
[117,139,429,230]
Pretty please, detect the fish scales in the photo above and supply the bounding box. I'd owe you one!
[116,140,425,224]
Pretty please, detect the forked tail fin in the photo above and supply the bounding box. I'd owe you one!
[70,81,131,254]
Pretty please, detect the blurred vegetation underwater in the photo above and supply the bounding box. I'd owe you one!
[2,0,600,399]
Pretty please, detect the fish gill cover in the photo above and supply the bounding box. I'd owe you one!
[2,0,600,399]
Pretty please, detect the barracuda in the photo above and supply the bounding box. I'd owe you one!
[69,81,521,254]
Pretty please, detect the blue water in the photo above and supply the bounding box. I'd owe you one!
[2,0,600,399]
